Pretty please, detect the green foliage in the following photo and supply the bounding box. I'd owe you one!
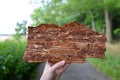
[113,28,120,36]
[0,39,38,80]
[15,20,27,35]
[30,0,79,26]
[12,33,21,40]
[30,0,120,41]
[13,20,27,40]
[89,51,120,80]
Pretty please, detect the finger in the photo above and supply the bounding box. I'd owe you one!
[48,62,54,66]
[59,64,69,73]
[61,64,69,72]
[45,60,51,69]
[51,60,65,71]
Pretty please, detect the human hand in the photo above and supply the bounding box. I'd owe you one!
[40,60,69,80]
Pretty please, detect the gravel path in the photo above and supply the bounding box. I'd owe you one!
[34,61,110,80]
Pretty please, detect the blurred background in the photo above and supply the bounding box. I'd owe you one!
[0,0,120,80]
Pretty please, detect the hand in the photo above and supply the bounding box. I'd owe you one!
[40,60,69,80]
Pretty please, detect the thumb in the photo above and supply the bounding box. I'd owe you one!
[51,61,65,71]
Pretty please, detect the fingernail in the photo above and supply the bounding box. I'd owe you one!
[61,60,65,64]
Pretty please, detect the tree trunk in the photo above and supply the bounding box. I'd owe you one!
[88,10,96,31]
[104,7,112,43]
[91,18,96,31]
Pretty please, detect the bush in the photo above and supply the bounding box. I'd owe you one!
[89,51,120,80]
[0,39,38,80]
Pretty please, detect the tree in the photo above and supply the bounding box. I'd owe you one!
[13,20,27,40]
[31,0,104,30]
[101,0,120,43]
[15,20,27,35]
[30,0,120,42]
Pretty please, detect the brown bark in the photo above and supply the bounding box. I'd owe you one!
[23,22,106,63]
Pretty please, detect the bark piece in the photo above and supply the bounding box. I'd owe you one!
[23,22,106,63]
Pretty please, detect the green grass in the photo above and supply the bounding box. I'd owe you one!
[0,39,38,80]
[89,51,120,80]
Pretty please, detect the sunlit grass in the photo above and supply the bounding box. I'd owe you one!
[89,43,120,80]
[106,42,120,55]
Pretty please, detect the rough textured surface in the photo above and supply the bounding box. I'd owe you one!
[23,22,106,63]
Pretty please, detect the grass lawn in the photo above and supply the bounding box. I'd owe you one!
[89,43,120,80]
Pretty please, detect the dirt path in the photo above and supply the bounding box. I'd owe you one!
[34,61,110,80]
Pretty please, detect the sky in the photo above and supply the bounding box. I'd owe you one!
[0,0,40,34]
